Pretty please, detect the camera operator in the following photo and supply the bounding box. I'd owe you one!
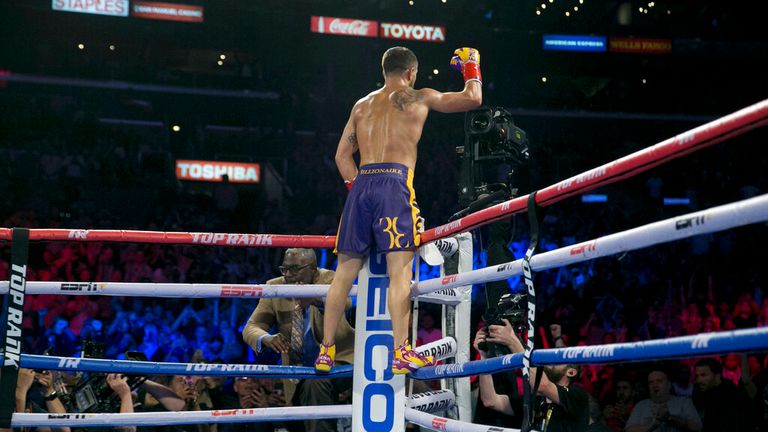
[473,320,589,431]
[14,368,71,432]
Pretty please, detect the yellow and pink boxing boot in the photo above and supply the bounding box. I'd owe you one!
[392,339,435,374]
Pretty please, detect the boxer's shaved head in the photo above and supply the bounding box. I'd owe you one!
[382,47,418,76]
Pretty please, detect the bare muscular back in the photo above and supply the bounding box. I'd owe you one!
[351,86,429,170]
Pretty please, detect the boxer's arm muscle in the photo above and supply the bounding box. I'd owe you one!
[421,81,482,113]
[335,112,359,181]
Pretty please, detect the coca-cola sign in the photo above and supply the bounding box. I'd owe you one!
[311,16,378,38]
[380,22,446,43]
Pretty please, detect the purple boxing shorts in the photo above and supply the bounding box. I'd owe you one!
[335,163,422,256]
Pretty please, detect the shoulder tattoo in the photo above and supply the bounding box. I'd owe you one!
[391,88,423,111]
[347,132,358,149]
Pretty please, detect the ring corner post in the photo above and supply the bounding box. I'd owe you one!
[0,228,30,430]
[352,249,406,432]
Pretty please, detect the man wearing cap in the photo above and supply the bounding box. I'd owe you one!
[242,248,354,432]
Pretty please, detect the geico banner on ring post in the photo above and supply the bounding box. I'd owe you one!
[52,0,130,17]
[352,249,405,432]
[175,160,260,183]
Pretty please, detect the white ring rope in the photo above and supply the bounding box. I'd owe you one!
[12,406,352,428]
[405,407,529,432]
[11,391,455,428]
[0,282,459,307]
[413,193,768,296]
[0,282,350,298]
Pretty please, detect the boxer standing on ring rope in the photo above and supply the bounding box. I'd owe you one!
[316,46,483,374]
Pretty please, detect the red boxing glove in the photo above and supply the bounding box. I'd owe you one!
[449,47,482,84]
[344,177,355,191]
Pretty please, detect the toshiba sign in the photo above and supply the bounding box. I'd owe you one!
[176,160,260,183]
[52,0,129,17]
[380,22,445,43]
[310,16,445,43]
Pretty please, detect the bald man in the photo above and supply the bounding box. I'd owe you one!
[242,248,354,432]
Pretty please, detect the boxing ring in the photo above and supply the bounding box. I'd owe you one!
[1,98,768,431]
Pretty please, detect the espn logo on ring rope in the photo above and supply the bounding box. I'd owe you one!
[431,417,448,431]
[220,286,263,297]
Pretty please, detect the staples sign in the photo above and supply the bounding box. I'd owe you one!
[311,16,378,38]
[52,0,129,17]
[132,1,204,23]
[380,22,446,43]
[176,160,260,184]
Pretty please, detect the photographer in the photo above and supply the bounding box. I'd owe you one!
[473,320,589,431]
[15,368,71,432]
[105,374,136,432]
[139,376,210,432]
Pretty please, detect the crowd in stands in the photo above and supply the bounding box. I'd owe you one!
[2,90,767,431]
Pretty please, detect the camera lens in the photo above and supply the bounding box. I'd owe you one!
[471,116,489,131]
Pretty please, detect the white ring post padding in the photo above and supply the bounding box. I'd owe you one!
[0,282,359,298]
[415,337,457,361]
[408,389,456,412]
[405,407,527,432]
[11,405,353,428]
[418,288,463,305]
[412,193,768,296]
[452,231,474,422]
[433,237,460,257]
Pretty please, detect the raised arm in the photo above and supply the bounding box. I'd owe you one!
[335,110,359,186]
[421,82,482,113]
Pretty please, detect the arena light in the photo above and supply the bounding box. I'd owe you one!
[541,3,546,9]
[217,60,224,66]
[581,194,607,203]
[77,43,85,50]
[536,10,541,15]
[109,44,115,51]
[541,76,547,82]
[642,78,647,84]
[432,68,439,75]
[172,125,181,132]
[219,54,226,60]
[565,11,570,16]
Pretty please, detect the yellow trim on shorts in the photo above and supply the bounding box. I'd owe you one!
[333,214,343,255]
[406,168,420,247]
